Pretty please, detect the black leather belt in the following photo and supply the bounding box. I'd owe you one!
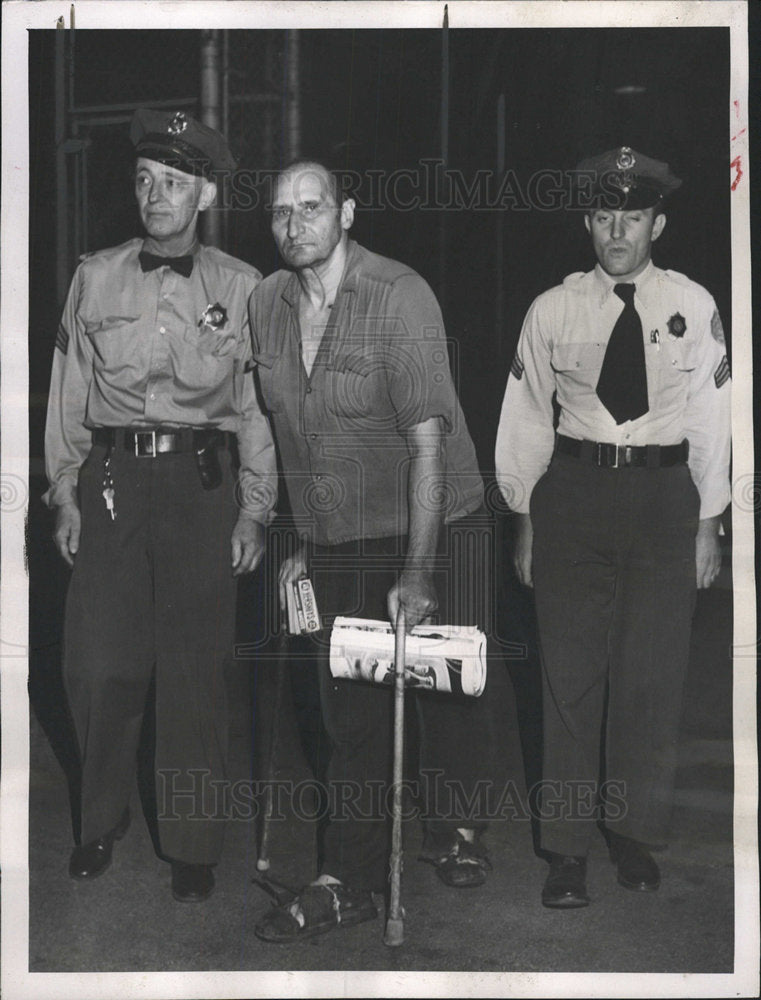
[92,427,231,457]
[555,434,688,469]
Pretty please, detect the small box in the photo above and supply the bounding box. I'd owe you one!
[287,577,322,634]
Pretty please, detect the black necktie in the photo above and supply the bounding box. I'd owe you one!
[596,283,649,424]
[138,250,194,278]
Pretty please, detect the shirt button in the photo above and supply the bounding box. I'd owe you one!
[310,433,318,440]
[625,433,631,440]
[150,393,156,400]
[159,326,166,334]
[314,474,323,481]
[305,386,312,394]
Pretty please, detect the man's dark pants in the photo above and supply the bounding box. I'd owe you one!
[62,441,238,864]
[530,452,700,857]
[309,508,499,892]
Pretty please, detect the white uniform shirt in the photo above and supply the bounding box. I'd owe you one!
[495,261,731,518]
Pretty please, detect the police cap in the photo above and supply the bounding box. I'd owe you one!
[575,146,682,210]
[130,108,237,177]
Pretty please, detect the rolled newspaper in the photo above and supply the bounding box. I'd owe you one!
[329,617,487,697]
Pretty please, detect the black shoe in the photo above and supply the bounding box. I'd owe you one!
[68,807,131,880]
[609,834,660,891]
[541,853,590,909]
[171,862,215,902]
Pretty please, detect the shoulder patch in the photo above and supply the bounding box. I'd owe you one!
[510,354,524,380]
[55,324,69,354]
[710,309,726,345]
[714,355,730,388]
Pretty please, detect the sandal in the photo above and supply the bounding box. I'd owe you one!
[429,837,492,889]
[255,882,378,943]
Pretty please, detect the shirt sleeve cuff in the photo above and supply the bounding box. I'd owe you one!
[698,486,731,521]
[43,481,78,509]
[236,470,278,523]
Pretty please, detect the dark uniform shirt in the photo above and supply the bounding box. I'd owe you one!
[44,238,276,520]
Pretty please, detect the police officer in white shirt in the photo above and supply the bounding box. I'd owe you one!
[495,147,731,908]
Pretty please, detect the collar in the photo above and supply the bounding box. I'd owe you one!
[280,239,361,307]
[593,259,657,309]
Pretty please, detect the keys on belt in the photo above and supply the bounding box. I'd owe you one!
[555,434,689,468]
[92,428,230,493]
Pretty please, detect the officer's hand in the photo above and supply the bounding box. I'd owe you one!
[53,502,81,567]
[387,569,438,632]
[695,516,722,589]
[513,513,534,588]
[278,545,308,611]
[231,515,266,577]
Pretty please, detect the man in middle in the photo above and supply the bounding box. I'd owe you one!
[250,160,496,942]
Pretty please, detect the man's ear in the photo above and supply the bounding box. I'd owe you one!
[584,214,592,235]
[651,212,666,242]
[340,198,355,231]
[198,179,218,212]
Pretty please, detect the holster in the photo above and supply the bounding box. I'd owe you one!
[193,429,224,490]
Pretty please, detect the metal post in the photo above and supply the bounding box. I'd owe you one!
[286,30,301,163]
[54,24,69,308]
[200,30,222,247]
[222,29,230,250]
[496,93,506,361]
[438,5,449,317]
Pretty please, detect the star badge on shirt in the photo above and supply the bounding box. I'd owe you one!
[666,312,686,338]
[199,302,228,333]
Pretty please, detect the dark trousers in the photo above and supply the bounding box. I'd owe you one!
[62,442,238,864]
[309,509,499,891]
[530,453,700,856]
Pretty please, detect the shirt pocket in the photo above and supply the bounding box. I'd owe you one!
[659,339,697,381]
[251,351,284,412]
[84,317,141,371]
[173,324,234,389]
[183,323,239,360]
[551,342,605,376]
[325,354,387,421]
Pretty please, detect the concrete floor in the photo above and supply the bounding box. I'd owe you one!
[28,587,736,977]
[22,467,745,990]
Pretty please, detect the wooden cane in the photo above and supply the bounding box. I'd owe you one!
[256,617,288,872]
[384,607,406,947]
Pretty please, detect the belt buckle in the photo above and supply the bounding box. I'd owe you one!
[135,431,157,458]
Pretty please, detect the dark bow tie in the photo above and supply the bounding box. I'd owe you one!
[139,250,194,278]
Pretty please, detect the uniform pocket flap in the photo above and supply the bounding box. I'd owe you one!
[552,342,605,372]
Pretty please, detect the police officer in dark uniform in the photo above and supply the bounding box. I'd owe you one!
[495,148,731,907]
[44,109,276,901]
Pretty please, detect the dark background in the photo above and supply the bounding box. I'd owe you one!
[28,26,732,473]
[21,21,754,972]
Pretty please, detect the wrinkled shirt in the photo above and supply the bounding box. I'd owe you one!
[495,261,731,518]
[44,238,277,521]
[248,240,484,545]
